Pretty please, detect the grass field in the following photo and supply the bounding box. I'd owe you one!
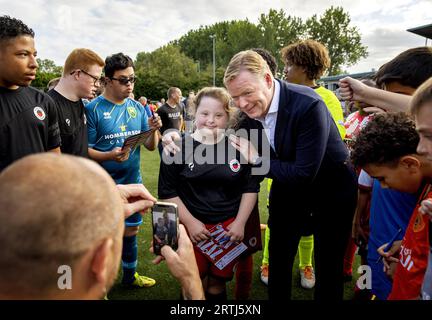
[107,148,361,300]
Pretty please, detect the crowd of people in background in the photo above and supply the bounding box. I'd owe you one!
[0,14,431,302]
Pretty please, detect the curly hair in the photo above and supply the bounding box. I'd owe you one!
[350,112,419,168]
[280,39,330,80]
[0,15,34,42]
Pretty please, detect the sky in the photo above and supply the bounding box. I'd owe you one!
[1,0,431,74]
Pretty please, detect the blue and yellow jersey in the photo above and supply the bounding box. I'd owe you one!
[85,96,149,184]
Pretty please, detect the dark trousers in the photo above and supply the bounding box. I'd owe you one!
[267,163,357,300]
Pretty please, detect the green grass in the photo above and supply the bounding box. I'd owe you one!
[107,148,360,300]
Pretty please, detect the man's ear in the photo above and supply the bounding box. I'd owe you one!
[400,155,421,172]
[91,238,113,285]
[264,72,273,88]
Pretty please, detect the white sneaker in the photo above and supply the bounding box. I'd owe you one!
[299,266,315,289]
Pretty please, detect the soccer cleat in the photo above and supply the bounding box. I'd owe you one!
[299,266,315,289]
[129,272,156,288]
[260,264,269,286]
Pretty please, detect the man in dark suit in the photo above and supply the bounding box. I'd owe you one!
[224,50,357,300]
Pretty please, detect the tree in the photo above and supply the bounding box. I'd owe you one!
[305,6,368,75]
[134,44,201,100]
[32,58,63,90]
[216,20,263,67]
[257,9,305,70]
[175,22,231,70]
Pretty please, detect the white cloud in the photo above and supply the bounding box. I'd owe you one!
[1,0,431,74]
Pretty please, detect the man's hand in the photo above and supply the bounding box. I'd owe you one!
[152,224,205,300]
[109,147,130,162]
[116,184,157,219]
[162,130,181,155]
[228,134,258,164]
[148,113,162,131]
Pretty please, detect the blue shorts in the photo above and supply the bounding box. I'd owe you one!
[125,212,143,227]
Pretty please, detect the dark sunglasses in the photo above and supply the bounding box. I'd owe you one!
[110,76,138,85]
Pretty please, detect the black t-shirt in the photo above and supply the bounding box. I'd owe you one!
[156,103,182,135]
[158,135,260,223]
[0,86,61,171]
[47,89,88,157]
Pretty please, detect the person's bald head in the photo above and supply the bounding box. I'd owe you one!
[0,154,124,299]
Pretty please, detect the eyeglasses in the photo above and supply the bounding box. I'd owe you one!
[110,76,138,85]
[70,69,101,86]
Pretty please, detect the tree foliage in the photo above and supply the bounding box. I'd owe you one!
[305,6,368,75]
[134,44,203,100]
[134,6,367,99]
[32,58,63,90]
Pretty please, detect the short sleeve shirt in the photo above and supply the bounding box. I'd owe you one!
[0,86,61,171]
[85,95,149,184]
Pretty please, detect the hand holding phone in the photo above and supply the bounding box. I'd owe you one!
[152,202,179,255]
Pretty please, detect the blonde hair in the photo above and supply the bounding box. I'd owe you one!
[190,87,240,129]
[63,48,105,76]
[223,50,272,86]
[410,77,432,116]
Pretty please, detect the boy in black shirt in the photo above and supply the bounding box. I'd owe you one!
[47,48,104,157]
[0,15,60,171]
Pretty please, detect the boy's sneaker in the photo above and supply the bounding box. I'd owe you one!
[126,272,156,288]
[260,264,269,285]
[300,266,315,289]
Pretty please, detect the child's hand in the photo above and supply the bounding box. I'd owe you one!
[419,198,432,222]
[377,240,401,280]
[185,219,210,244]
[226,219,245,242]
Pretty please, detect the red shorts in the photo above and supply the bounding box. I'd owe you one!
[193,209,262,280]
[193,217,238,280]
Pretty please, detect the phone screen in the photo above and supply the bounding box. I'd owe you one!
[151,202,179,255]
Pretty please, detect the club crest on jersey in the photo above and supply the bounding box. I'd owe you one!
[229,159,240,172]
[127,106,137,118]
[65,119,71,126]
[33,107,46,121]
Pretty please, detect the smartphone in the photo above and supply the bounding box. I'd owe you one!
[151,201,179,255]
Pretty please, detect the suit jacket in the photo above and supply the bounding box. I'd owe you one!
[239,79,351,216]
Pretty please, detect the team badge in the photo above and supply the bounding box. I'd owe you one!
[33,107,46,121]
[127,106,137,118]
[229,159,240,172]
[249,237,257,248]
[65,119,71,126]
[412,211,425,232]
[188,162,194,171]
